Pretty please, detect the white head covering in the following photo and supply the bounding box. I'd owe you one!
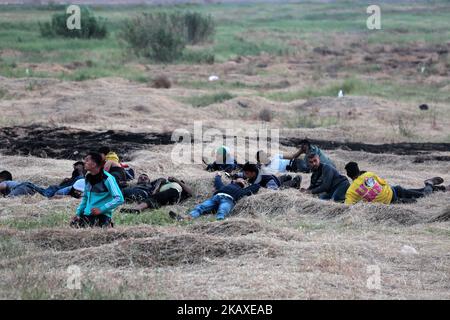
[72,179,86,192]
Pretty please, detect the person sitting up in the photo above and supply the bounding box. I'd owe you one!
[120,176,193,214]
[205,146,239,173]
[170,172,260,221]
[98,146,128,189]
[300,153,350,202]
[287,139,336,173]
[241,162,281,190]
[344,161,446,205]
[70,152,124,228]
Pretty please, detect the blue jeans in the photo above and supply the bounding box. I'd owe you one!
[319,181,350,202]
[189,194,235,220]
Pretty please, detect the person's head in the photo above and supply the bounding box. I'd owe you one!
[84,152,103,173]
[138,173,150,185]
[232,177,246,188]
[345,162,360,180]
[0,170,13,182]
[307,153,321,170]
[256,150,269,165]
[73,161,85,175]
[215,146,229,164]
[98,146,111,160]
[242,162,259,180]
[300,139,311,153]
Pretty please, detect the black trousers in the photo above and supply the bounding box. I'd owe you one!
[391,185,433,203]
[144,188,180,209]
[71,214,112,228]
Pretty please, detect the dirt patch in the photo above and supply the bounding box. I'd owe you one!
[0,125,174,161]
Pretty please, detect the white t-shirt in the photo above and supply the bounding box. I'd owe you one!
[260,154,290,175]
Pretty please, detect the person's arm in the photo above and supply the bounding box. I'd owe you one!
[310,166,333,194]
[282,148,303,160]
[242,183,261,197]
[214,174,225,190]
[168,177,193,197]
[76,189,88,216]
[152,178,165,195]
[0,182,7,196]
[98,176,124,214]
[344,187,359,205]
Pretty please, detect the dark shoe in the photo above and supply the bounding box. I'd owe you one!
[169,210,184,221]
[424,177,444,186]
[120,208,141,214]
[432,185,447,192]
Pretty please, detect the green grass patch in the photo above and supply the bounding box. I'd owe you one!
[183,91,235,107]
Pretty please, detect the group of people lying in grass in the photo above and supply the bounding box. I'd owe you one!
[0,140,448,228]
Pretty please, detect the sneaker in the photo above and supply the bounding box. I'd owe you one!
[169,210,185,221]
[120,208,141,214]
[424,177,444,186]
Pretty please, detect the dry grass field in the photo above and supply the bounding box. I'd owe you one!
[0,0,449,299]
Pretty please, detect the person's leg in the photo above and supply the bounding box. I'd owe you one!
[8,183,39,197]
[216,197,235,220]
[281,175,302,189]
[189,195,220,218]
[392,185,432,200]
[54,185,72,196]
[319,193,332,200]
[331,182,350,202]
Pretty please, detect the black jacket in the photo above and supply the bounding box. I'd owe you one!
[308,164,349,194]
[214,176,260,202]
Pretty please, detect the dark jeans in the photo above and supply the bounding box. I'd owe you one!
[391,185,433,203]
[8,182,46,197]
[319,181,350,202]
[123,187,150,202]
[70,214,112,228]
[144,188,180,209]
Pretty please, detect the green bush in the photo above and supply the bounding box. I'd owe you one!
[183,12,215,45]
[119,12,185,63]
[39,6,108,39]
[119,11,216,63]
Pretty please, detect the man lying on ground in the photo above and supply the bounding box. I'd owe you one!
[240,162,282,190]
[205,146,240,173]
[344,161,447,205]
[120,176,193,214]
[0,170,50,198]
[121,174,163,202]
[300,153,350,202]
[169,172,260,221]
[70,152,124,228]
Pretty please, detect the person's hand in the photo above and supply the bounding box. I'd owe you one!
[91,208,101,216]
[216,172,222,177]
[71,215,80,222]
[168,177,179,183]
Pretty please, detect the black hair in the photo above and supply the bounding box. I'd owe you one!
[307,152,319,159]
[86,152,104,167]
[256,150,262,162]
[345,162,360,179]
[242,162,259,173]
[98,146,111,155]
[73,161,84,167]
[0,170,13,181]
[299,139,311,148]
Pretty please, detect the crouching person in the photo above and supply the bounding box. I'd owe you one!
[70,152,124,228]
[170,172,260,221]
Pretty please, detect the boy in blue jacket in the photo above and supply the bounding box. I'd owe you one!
[70,152,124,228]
[170,172,260,221]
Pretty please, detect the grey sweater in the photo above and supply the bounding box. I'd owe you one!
[308,164,349,194]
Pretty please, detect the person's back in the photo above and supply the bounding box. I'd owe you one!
[345,171,393,205]
[214,175,260,202]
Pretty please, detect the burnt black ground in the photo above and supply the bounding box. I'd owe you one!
[0,125,449,161]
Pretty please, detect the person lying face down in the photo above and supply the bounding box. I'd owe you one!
[344,161,447,205]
